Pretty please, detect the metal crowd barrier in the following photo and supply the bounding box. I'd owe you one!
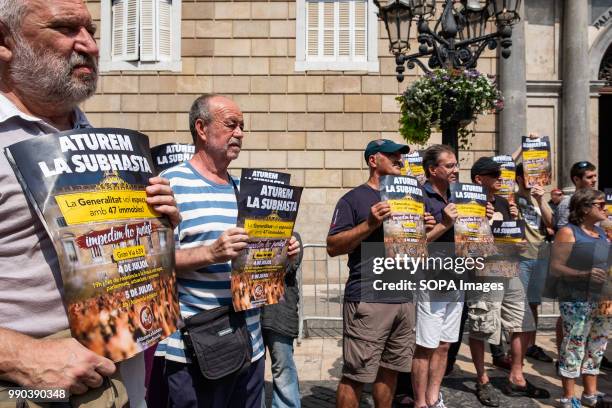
[297,243,346,343]
[296,243,560,343]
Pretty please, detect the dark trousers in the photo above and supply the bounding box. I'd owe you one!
[148,356,265,408]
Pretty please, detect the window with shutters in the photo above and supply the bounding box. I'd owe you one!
[100,0,181,72]
[296,0,379,71]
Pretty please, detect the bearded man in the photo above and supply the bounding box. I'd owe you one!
[0,1,180,406]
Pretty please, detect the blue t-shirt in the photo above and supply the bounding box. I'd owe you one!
[155,162,264,363]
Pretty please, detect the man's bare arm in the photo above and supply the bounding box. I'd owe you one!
[327,221,376,257]
[327,202,390,257]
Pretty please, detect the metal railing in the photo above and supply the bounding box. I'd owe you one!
[296,243,560,343]
[297,243,346,342]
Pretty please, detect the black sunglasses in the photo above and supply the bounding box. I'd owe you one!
[576,161,591,169]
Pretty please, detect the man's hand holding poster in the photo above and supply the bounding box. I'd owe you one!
[232,169,302,311]
[4,128,180,362]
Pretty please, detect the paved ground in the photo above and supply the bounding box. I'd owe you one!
[263,332,612,408]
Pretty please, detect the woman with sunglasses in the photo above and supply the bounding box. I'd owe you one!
[551,188,610,408]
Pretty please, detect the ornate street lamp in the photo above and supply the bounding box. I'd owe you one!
[374,0,521,151]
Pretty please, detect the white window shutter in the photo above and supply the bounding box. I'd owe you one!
[354,0,367,58]
[140,0,155,61]
[112,0,139,61]
[322,1,334,56]
[306,1,319,56]
[338,1,350,56]
[125,0,139,59]
[157,0,172,61]
[111,0,125,59]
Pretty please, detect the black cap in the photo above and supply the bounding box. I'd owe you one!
[471,156,501,182]
[364,139,410,163]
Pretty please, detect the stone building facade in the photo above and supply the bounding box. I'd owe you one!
[83,0,612,245]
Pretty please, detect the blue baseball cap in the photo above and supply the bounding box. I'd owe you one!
[364,139,410,162]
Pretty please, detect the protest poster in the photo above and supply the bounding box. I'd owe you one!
[604,189,612,240]
[240,168,291,185]
[476,220,525,278]
[492,155,516,204]
[150,143,194,174]
[450,183,495,258]
[491,220,525,244]
[232,170,302,311]
[606,189,612,222]
[401,151,426,185]
[522,136,552,187]
[4,128,180,362]
[380,175,427,258]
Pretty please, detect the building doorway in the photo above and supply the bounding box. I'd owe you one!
[599,92,612,189]
[598,44,611,189]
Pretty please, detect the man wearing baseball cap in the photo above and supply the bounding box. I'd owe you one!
[467,157,548,405]
[327,139,416,407]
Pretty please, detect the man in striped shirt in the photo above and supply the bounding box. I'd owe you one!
[153,94,299,408]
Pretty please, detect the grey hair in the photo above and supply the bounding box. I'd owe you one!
[189,94,218,143]
[0,0,27,33]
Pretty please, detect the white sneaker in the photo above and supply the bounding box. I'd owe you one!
[428,393,447,408]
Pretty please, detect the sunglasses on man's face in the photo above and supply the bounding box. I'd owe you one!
[591,201,606,210]
[576,161,591,169]
[480,172,501,179]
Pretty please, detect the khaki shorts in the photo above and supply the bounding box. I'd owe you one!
[342,302,415,383]
[467,276,536,344]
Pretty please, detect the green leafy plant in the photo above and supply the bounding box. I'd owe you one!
[397,68,504,147]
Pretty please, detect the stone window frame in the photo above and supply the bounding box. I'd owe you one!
[295,0,380,72]
[99,0,182,72]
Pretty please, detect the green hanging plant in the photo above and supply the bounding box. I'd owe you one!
[397,68,504,148]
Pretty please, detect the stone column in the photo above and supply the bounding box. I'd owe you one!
[561,0,590,190]
[498,1,527,156]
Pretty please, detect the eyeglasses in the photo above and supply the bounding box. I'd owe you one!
[439,162,460,170]
[590,202,606,210]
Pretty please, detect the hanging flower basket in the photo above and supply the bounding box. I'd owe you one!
[397,68,504,147]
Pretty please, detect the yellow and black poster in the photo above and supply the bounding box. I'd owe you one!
[522,136,552,187]
[380,175,427,258]
[4,128,179,362]
[492,155,516,205]
[232,170,302,311]
[401,151,426,186]
[450,183,495,258]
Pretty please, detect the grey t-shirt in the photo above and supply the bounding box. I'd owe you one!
[554,195,571,231]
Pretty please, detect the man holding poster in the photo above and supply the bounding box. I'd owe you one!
[327,139,421,408]
[0,0,179,405]
[467,157,548,405]
[152,94,299,408]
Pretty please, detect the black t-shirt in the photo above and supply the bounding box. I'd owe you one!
[491,195,512,221]
[328,184,383,302]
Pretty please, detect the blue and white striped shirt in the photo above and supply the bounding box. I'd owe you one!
[155,162,264,363]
